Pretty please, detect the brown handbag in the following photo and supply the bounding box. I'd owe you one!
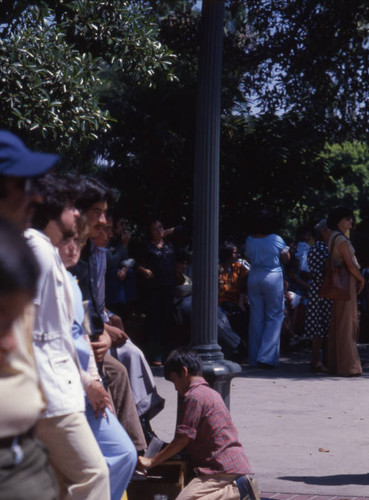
[318,234,351,301]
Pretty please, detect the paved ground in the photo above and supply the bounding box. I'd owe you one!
[151,344,369,500]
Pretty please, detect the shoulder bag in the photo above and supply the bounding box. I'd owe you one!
[318,233,350,301]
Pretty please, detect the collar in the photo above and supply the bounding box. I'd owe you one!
[185,376,208,396]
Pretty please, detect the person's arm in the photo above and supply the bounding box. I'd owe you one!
[337,241,365,294]
[90,328,112,362]
[104,322,128,348]
[138,433,190,470]
[280,250,290,265]
[85,378,114,418]
[136,265,153,279]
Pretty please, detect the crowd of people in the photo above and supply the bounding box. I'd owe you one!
[0,131,260,500]
[1,128,367,500]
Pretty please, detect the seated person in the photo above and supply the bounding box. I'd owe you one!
[174,250,247,362]
[59,232,137,500]
[0,217,58,500]
[138,348,260,500]
[91,222,165,441]
[218,243,249,342]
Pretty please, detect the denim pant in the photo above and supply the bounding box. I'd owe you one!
[86,406,137,500]
[247,269,284,366]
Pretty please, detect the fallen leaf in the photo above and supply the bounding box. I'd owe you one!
[318,448,330,453]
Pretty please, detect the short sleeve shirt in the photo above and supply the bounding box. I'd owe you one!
[176,377,252,475]
[246,234,286,272]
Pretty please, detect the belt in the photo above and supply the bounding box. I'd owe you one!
[0,429,33,449]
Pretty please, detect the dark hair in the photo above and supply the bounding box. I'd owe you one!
[0,217,39,296]
[74,176,114,213]
[164,348,202,379]
[249,208,277,235]
[219,243,235,265]
[31,174,77,230]
[313,219,328,241]
[296,225,312,241]
[327,206,354,231]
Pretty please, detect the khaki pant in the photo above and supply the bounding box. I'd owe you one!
[0,435,58,500]
[37,412,110,500]
[176,473,246,500]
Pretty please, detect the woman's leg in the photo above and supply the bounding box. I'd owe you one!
[257,272,284,366]
[247,271,265,366]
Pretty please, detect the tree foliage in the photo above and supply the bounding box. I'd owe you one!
[244,0,369,141]
[2,1,369,238]
[0,1,175,165]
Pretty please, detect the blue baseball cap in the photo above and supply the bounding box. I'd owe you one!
[0,130,59,178]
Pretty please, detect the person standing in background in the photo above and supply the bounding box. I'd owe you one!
[326,206,364,376]
[245,209,290,368]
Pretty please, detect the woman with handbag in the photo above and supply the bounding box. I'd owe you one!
[326,207,365,376]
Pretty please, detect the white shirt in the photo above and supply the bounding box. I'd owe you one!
[25,229,85,418]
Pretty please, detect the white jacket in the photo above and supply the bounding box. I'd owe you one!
[25,229,85,418]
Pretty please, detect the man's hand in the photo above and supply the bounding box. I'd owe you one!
[85,379,113,418]
[137,434,190,471]
[91,329,112,362]
[104,322,128,348]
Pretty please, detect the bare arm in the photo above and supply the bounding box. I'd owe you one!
[280,251,290,265]
[337,241,365,294]
[138,434,190,470]
[136,265,153,279]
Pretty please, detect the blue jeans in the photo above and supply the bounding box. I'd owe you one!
[248,269,284,366]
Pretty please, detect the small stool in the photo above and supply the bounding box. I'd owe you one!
[127,460,190,500]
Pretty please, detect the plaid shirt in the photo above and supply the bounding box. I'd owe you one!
[176,377,252,475]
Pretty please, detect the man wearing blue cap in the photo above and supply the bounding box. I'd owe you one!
[0,130,59,229]
[0,130,59,499]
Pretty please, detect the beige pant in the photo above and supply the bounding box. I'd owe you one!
[176,473,244,500]
[36,412,110,500]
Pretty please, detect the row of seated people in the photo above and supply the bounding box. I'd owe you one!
[0,130,256,500]
[0,136,166,500]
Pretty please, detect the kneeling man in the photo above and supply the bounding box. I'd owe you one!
[138,348,260,500]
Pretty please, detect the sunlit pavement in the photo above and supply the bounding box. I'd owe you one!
[151,344,369,499]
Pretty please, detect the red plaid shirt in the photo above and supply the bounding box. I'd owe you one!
[176,377,252,475]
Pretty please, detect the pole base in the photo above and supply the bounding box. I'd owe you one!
[193,344,242,409]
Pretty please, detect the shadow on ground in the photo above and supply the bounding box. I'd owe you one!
[278,473,369,487]
[234,343,369,381]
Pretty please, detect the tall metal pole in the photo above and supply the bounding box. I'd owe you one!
[191,0,241,408]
